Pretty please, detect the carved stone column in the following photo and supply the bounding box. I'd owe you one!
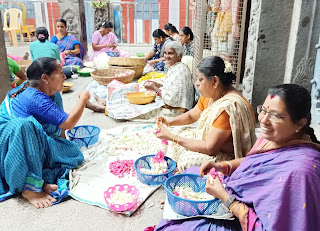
[0,19,11,101]
[94,4,113,31]
[58,0,88,52]
[242,0,320,107]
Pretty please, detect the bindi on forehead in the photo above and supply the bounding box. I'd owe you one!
[270,95,275,99]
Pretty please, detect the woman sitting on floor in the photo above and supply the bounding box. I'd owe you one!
[155,84,320,231]
[0,57,90,208]
[144,29,173,72]
[90,21,129,59]
[86,41,194,119]
[155,56,256,172]
[30,27,60,62]
[164,23,180,41]
[179,26,194,56]
[50,19,85,68]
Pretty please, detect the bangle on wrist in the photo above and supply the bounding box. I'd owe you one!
[221,161,229,175]
[225,161,232,175]
[223,194,236,210]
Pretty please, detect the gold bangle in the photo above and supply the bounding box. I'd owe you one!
[229,201,240,213]
[176,135,180,144]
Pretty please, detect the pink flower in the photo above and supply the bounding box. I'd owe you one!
[161,140,169,145]
[152,150,165,163]
[155,129,161,134]
[174,191,179,196]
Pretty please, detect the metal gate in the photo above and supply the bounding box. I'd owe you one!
[192,0,248,88]
[311,34,320,125]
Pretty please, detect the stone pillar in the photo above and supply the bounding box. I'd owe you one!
[58,0,88,52]
[242,0,320,107]
[0,19,11,101]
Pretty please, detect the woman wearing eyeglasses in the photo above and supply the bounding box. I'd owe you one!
[154,84,320,231]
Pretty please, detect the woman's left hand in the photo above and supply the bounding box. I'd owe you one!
[63,50,71,55]
[147,60,157,66]
[205,175,229,201]
[143,81,157,91]
[154,123,173,141]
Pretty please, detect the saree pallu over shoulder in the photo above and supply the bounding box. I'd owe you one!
[225,143,320,231]
[169,93,256,172]
[0,95,83,202]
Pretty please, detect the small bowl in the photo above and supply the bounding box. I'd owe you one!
[63,82,74,92]
[104,184,139,212]
[126,92,156,105]
[106,51,120,57]
[136,52,145,57]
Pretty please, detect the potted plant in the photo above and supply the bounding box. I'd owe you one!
[91,0,110,9]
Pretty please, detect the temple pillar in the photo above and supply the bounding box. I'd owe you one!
[58,0,88,52]
[0,19,11,101]
[242,0,320,107]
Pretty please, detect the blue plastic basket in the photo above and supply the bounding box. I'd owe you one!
[164,174,221,216]
[106,51,120,57]
[67,125,101,148]
[134,155,176,186]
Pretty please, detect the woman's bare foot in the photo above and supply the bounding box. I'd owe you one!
[93,93,106,106]
[22,190,57,209]
[42,183,58,194]
[85,101,105,113]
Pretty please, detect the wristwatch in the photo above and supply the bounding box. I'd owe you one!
[223,194,236,209]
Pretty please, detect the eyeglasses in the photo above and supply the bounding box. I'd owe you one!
[256,105,290,123]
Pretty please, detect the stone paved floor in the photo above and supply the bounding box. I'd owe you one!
[1,43,165,231]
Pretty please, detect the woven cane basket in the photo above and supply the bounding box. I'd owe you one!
[108,57,146,66]
[109,65,144,79]
[16,60,32,72]
[91,69,134,85]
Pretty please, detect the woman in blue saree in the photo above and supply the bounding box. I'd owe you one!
[50,19,85,68]
[153,84,320,231]
[0,57,90,208]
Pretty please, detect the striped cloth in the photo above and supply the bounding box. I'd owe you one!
[0,93,84,202]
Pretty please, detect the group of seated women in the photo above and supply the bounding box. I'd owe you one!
[29,19,126,75]
[144,23,194,71]
[1,19,320,230]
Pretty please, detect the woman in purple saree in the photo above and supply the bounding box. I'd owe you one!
[50,19,85,68]
[154,84,320,231]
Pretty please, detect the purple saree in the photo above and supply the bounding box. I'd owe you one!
[155,143,320,231]
[50,34,85,68]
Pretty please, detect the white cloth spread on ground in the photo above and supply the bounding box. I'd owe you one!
[69,124,171,216]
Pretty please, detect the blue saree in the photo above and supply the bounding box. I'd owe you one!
[50,34,85,68]
[0,88,84,202]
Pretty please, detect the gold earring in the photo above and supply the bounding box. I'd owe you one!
[296,130,299,133]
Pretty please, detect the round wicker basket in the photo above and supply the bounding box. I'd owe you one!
[109,65,144,79]
[108,57,146,67]
[16,60,32,72]
[126,92,156,105]
[91,69,134,85]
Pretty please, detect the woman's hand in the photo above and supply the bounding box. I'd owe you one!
[79,91,90,103]
[154,123,173,141]
[143,81,157,91]
[205,176,229,201]
[199,161,225,178]
[147,60,157,66]
[106,43,116,48]
[156,117,169,127]
[63,50,71,55]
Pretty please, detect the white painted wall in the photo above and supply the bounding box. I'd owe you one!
[135,19,159,44]
[169,0,180,29]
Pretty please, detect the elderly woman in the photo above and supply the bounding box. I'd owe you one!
[90,21,129,59]
[154,84,320,231]
[144,29,173,71]
[50,19,85,68]
[155,56,256,172]
[0,57,90,208]
[179,26,194,56]
[86,41,194,119]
